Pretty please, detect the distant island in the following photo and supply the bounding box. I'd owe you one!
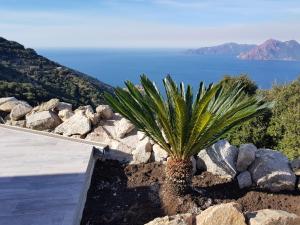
[0,37,113,107]
[189,39,300,61]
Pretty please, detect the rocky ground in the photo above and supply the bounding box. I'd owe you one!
[81,160,300,225]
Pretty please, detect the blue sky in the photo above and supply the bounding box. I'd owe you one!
[0,0,300,48]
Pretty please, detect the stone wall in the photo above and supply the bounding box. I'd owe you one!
[1,97,299,192]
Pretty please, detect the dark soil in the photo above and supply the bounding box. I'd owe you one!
[81,160,300,225]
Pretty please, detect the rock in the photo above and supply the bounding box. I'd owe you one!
[55,102,72,111]
[191,156,197,175]
[196,202,246,225]
[246,209,300,225]
[132,138,152,163]
[0,97,17,106]
[237,171,252,189]
[5,120,26,127]
[96,105,113,120]
[290,158,300,176]
[85,126,111,143]
[153,144,168,162]
[0,98,21,112]
[249,149,296,192]
[0,116,4,124]
[58,109,74,121]
[54,112,91,136]
[26,111,61,130]
[10,102,32,120]
[115,118,135,138]
[32,98,60,112]
[75,105,100,126]
[145,213,194,225]
[137,131,147,140]
[236,143,257,172]
[197,140,238,179]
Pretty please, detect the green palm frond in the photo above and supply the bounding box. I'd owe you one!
[104,75,273,160]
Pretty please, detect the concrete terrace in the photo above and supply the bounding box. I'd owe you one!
[0,125,106,225]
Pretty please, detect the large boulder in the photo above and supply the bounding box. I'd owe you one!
[153,144,168,162]
[0,97,17,105]
[249,149,296,192]
[55,102,72,111]
[246,209,300,225]
[114,118,135,138]
[54,112,91,136]
[132,138,152,163]
[196,202,247,225]
[197,140,239,179]
[145,213,193,225]
[26,111,61,130]
[0,97,22,112]
[85,126,111,143]
[237,171,252,189]
[10,102,32,120]
[96,105,113,120]
[236,143,256,172]
[75,105,100,126]
[5,119,26,128]
[58,109,74,122]
[290,158,300,176]
[32,98,60,113]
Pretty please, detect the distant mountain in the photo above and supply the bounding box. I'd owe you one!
[187,43,257,56]
[238,39,300,61]
[0,37,113,107]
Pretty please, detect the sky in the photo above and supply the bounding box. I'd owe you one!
[0,0,300,48]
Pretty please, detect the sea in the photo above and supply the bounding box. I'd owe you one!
[38,48,300,90]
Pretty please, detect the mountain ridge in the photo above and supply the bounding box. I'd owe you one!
[189,39,300,61]
[0,37,114,107]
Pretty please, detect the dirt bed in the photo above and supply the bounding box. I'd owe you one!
[81,160,300,225]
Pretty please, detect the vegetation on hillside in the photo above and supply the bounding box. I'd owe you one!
[0,37,113,107]
[223,75,300,159]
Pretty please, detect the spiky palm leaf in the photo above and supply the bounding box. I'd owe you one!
[104,75,273,160]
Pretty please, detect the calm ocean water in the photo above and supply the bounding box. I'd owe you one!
[38,49,300,89]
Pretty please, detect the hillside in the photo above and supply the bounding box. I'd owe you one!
[238,39,300,61]
[0,37,113,107]
[187,43,256,56]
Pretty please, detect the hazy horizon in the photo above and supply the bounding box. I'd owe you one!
[1,0,300,48]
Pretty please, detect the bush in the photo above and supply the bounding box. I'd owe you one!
[222,75,300,159]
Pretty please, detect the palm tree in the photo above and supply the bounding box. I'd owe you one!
[104,75,272,196]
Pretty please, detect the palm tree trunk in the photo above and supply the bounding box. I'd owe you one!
[165,157,193,196]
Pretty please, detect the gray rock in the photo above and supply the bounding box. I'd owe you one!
[132,138,152,163]
[32,98,60,112]
[58,109,74,122]
[153,144,168,162]
[145,213,193,225]
[236,143,257,172]
[191,156,197,175]
[26,111,61,130]
[10,102,32,120]
[5,119,26,127]
[85,126,111,143]
[55,102,72,111]
[96,105,113,120]
[0,97,17,105]
[0,98,21,112]
[249,149,296,192]
[75,105,100,126]
[197,140,238,179]
[237,171,252,189]
[290,158,300,176]
[246,209,300,225]
[114,118,135,138]
[54,111,91,136]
